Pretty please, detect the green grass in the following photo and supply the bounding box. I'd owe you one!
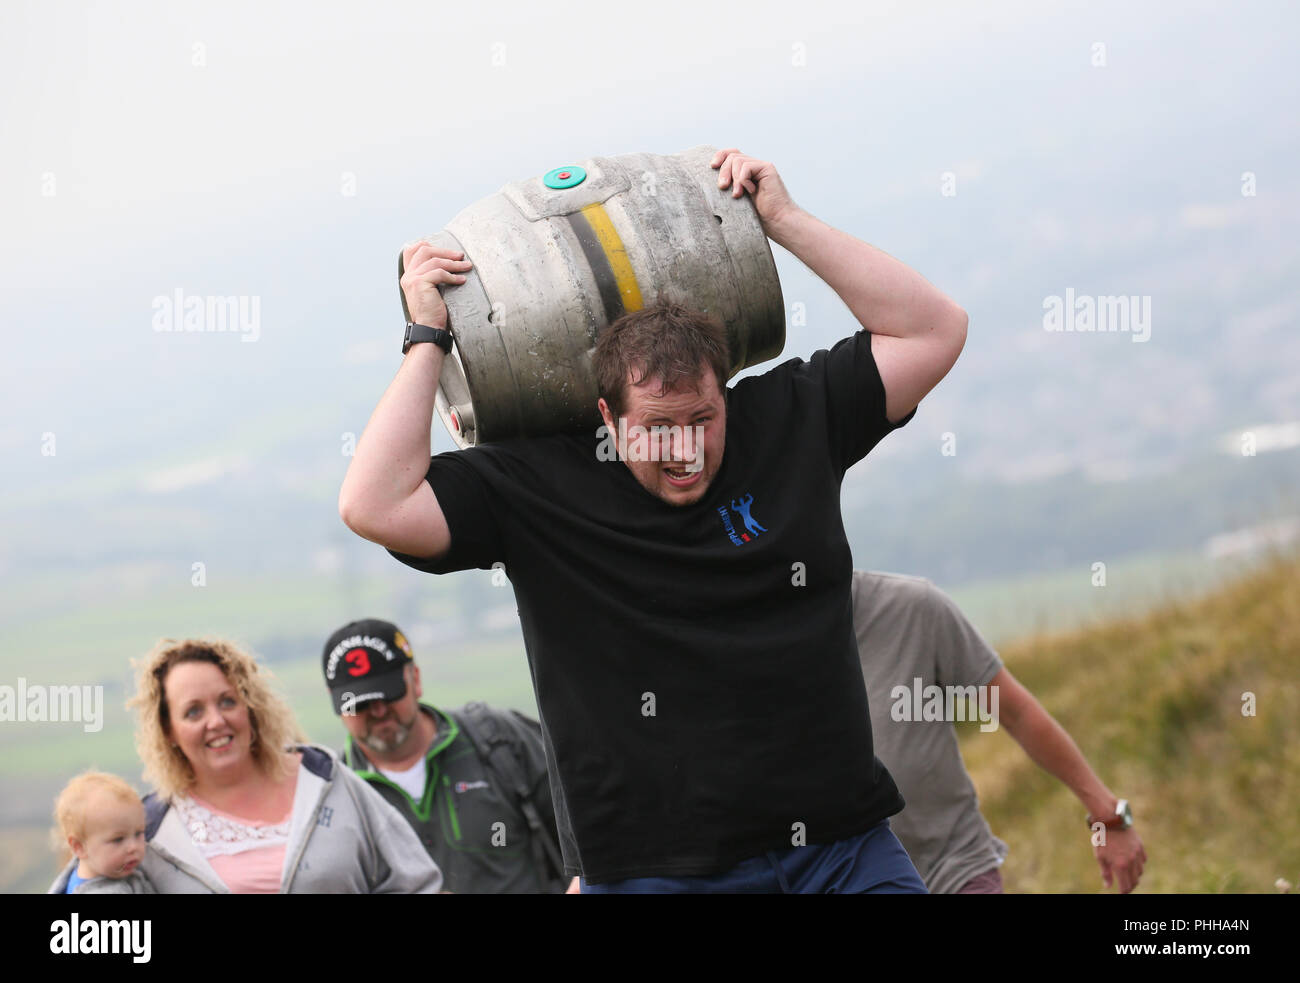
[959,549,1300,893]
[945,546,1260,647]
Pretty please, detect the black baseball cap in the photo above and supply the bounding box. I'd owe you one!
[321,619,415,715]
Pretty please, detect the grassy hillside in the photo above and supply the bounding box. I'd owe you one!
[959,550,1300,893]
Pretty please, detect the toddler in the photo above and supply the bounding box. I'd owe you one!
[49,771,149,893]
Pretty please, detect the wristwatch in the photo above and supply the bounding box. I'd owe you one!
[1086,798,1133,830]
[402,321,453,355]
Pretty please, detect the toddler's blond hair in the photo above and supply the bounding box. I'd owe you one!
[50,770,142,869]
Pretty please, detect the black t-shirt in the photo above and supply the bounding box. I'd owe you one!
[390,330,914,883]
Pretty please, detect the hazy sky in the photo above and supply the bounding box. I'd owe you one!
[2,0,1297,476]
[10,0,1291,279]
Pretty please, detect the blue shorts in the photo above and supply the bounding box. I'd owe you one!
[579,819,927,894]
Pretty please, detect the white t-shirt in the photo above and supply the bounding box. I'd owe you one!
[377,758,428,802]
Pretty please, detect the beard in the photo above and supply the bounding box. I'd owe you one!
[361,719,413,753]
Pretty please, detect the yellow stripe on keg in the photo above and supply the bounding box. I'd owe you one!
[579,203,644,313]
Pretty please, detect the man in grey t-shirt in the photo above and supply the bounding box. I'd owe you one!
[852,571,1147,893]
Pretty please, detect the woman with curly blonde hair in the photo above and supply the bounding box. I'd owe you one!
[133,638,303,801]
[77,637,443,895]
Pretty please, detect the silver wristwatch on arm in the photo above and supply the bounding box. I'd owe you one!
[1086,798,1133,830]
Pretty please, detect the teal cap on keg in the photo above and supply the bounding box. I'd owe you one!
[543,165,587,190]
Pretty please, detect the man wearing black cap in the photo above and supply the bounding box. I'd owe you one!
[322,618,570,894]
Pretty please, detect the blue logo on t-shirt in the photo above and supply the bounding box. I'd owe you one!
[717,493,767,545]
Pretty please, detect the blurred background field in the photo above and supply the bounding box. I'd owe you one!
[958,550,1299,894]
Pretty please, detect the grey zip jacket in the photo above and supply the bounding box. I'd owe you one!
[67,744,443,894]
[47,860,152,894]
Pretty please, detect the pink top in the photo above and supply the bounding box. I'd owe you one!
[209,842,287,894]
[179,792,293,895]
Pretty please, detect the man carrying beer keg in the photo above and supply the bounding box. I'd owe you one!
[339,148,968,892]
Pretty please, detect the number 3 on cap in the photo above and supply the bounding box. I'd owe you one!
[345,648,371,676]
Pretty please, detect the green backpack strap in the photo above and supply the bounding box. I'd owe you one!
[457,702,566,889]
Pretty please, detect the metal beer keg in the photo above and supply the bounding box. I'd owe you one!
[399,145,786,447]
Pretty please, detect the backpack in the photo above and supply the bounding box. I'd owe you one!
[455,701,567,892]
